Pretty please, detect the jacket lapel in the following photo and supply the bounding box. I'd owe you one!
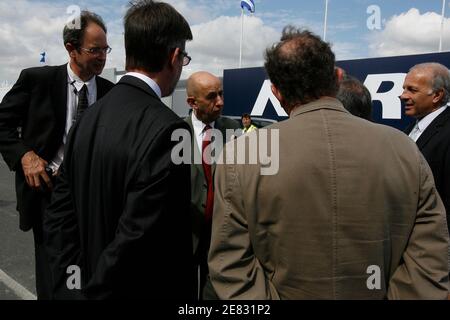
[404,121,416,135]
[416,108,450,150]
[51,64,68,129]
[215,117,228,145]
[96,77,111,99]
[211,117,230,176]
[185,115,204,180]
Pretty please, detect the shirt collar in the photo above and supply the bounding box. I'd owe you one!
[67,63,96,93]
[417,105,448,132]
[191,111,215,136]
[125,72,162,99]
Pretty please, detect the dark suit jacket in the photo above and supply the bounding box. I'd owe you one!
[405,107,450,232]
[0,64,114,231]
[44,75,195,299]
[184,115,241,259]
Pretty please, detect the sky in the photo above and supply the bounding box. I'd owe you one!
[1,0,450,85]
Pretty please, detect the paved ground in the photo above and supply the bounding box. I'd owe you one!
[0,159,36,300]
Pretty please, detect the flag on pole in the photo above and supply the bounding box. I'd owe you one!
[241,0,255,13]
[39,52,46,63]
[239,0,255,68]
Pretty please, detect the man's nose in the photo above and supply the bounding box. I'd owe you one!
[399,91,408,101]
[97,51,107,60]
[216,95,224,107]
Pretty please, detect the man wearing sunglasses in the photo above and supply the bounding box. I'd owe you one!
[0,11,114,299]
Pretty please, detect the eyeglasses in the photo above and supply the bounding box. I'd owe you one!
[80,46,112,56]
[180,49,191,66]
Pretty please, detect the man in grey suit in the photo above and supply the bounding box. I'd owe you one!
[185,71,241,299]
[209,27,449,299]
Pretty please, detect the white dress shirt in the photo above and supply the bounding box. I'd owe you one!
[191,112,215,155]
[48,64,97,172]
[409,105,448,142]
[125,72,162,99]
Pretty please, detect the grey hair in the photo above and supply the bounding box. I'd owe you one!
[410,62,450,104]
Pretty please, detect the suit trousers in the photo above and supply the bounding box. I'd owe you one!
[197,226,218,300]
[31,186,54,300]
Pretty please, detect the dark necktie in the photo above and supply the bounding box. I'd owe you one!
[202,125,214,222]
[76,84,89,121]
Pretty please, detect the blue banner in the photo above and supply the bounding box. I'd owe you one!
[223,51,450,130]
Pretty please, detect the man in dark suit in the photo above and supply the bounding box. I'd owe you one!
[401,63,450,235]
[0,11,113,299]
[185,71,241,299]
[44,0,195,299]
[402,63,450,286]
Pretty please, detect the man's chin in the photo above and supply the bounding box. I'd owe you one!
[93,65,106,75]
[404,109,416,118]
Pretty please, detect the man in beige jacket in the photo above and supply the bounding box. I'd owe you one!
[208,26,449,299]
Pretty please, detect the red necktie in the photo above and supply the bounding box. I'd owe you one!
[202,125,214,222]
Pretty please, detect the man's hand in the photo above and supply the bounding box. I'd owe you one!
[21,151,53,190]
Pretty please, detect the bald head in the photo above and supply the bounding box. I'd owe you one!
[187,71,219,95]
[410,62,449,76]
[186,71,224,124]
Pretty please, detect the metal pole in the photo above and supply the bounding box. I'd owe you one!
[439,0,446,52]
[323,0,329,41]
[239,8,244,68]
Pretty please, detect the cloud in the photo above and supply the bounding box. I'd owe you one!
[258,10,323,35]
[331,41,363,60]
[0,0,70,83]
[369,8,450,57]
[183,15,279,78]
[0,0,271,84]
[1,0,341,84]
[102,14,281,81]
[166,0,212,25]
[0,0,129,84]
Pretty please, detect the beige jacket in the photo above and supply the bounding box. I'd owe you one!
[209,97,449,299]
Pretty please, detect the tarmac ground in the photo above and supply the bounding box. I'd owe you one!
[0,159,36,300]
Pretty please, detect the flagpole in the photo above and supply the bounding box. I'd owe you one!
[239,8,244,68]
[439,0,446,52]
[323,0,329,41]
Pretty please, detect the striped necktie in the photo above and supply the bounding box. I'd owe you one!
[409,121,421,142]
[76,84,89,121]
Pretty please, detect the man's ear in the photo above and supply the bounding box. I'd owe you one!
[170,48,182,68]
[65,43,76,58]
[187,96,196,108]
[271,84,284,105]
[335,67,345,84]
[272,83,295,115]
[432,88,445,105]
